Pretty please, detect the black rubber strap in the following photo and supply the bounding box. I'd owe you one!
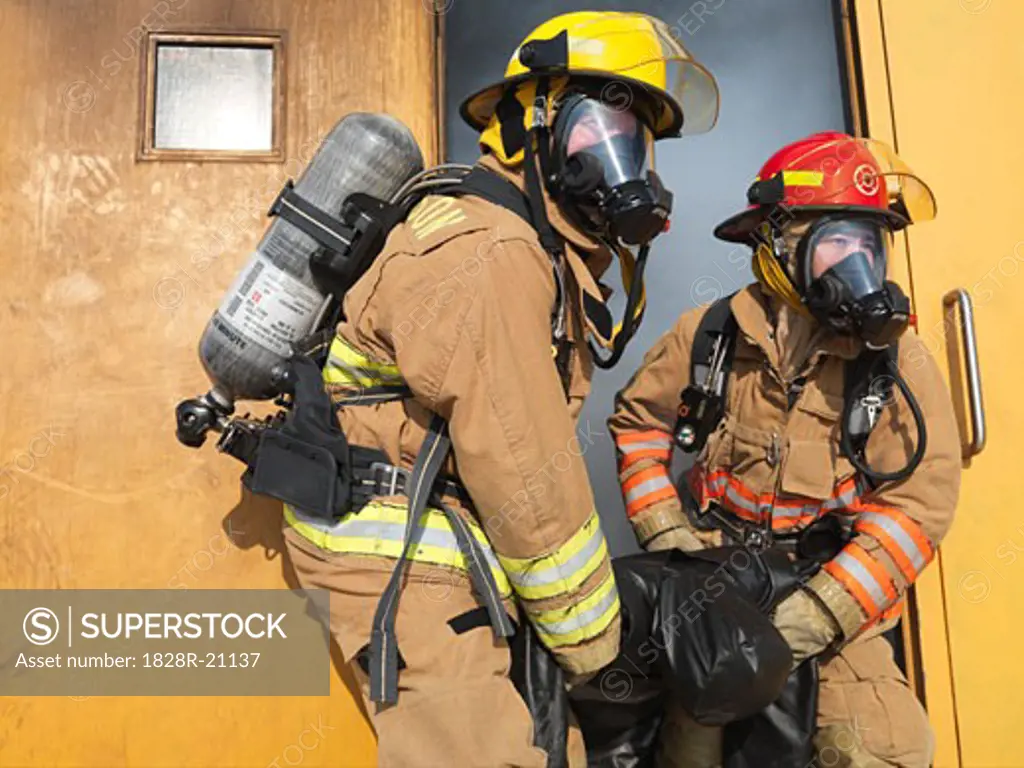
[269,180,355,255]
[447,606,492,635]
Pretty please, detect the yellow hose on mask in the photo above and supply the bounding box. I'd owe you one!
[752,241,812,316]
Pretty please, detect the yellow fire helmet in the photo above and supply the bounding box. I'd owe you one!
[460,10,720,165]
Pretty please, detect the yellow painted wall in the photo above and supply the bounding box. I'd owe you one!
[854,2,1024,765]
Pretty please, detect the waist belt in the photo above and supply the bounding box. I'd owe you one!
[347,448,474,512]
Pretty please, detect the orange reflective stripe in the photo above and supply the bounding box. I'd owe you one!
[860,597,904,635]
[618,448,672,470]
[880,599,904,621]
[622,465,676,518]
[852,505,934,584]
[690,467,847,530]
[616,429,672,446]
[771,514,819,531]
[615,430,673,470]
[824,542,897,617]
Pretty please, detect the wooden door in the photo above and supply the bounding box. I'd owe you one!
[0,1,438,765]
[854,1,1022,765]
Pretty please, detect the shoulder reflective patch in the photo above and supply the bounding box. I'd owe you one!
[409,196,467,240]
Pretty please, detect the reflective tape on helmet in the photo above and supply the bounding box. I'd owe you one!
[284,501,512,597]
[824,542,897,618]
[852,506,934,584]
[614,429,672,470]
[781,170,825,187]
[497,510,609,601]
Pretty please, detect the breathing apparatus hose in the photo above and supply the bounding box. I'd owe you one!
[840,354,927,485]
[589,242,650,370]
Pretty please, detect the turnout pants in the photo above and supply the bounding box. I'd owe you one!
[657,633,934,768]
[284,526,585,768]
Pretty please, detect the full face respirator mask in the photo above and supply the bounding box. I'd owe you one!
[797,216,910,349]
[548,93,672,247]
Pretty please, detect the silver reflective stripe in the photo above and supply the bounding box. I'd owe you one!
[822,483,859,511]
[833,551,888,610]
[705,475,728,492]
[624,473,672,505]
[772,504,818,519]
[858,511,928,573]
[288,506,503,574]
[506,525,604,589]
[618,439,672,454]
[723,485,758,514]
[533,580,619,638]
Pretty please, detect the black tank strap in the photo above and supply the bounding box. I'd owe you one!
[452,166,534,227]
[690,293,739,390]
[269,180,355,254]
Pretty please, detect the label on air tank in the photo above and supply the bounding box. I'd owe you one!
[215,252,324,358]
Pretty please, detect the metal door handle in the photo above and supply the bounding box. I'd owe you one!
[943,289,986,457]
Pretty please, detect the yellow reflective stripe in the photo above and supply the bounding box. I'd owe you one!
[284,502,512,597]
[322,366,390,389]
[781,170,825,187]
[527,568,620,648]
[409,197,467,240]
[497,510,609,600]
[323,336,405,388]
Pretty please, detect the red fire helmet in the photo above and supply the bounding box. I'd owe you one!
[714,131,937,243]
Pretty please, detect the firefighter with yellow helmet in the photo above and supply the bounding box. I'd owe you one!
[609,132,961,766]
[281,11,719,766]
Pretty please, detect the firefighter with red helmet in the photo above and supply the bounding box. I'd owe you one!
[608,132,961,767]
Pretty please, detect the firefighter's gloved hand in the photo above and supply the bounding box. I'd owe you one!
[771,588,840,667]
[633,503,722,553]
[646,525,706,553]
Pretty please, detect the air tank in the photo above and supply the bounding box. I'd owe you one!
[199,112,423,407]
[175,113,423,448]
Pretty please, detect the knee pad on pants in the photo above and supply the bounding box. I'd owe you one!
[816,637,934,768]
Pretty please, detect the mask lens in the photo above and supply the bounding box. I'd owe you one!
[808,219,888,288]
[561,99,653,188]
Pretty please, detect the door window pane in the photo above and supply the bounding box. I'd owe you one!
[154,44,274,152]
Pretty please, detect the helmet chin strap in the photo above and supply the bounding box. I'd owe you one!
[520,77,569,342]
